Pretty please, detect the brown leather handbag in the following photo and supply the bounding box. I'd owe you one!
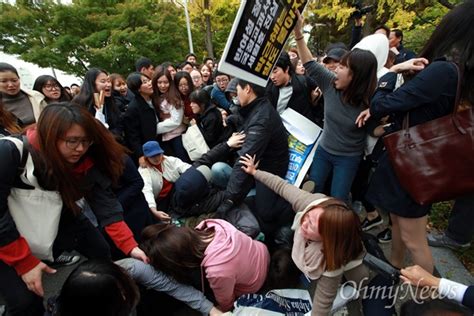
[383,63,474,205]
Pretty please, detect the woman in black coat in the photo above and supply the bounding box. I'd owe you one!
[122,72,158,166]
[189,88,230,149]
[72,68,123,140]
[357,1,474,274]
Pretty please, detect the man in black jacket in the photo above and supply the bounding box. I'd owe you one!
[389,29,416,64]
[210,79,293,239]
[265,51,318,123]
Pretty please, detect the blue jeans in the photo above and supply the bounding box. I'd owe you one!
[211,162,233,189]
[308,145,362,202]
[211,162,256,196]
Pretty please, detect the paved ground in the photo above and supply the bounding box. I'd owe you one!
[1,213,472,315]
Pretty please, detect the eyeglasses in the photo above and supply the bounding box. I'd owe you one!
[44,84,60,90]
[62,138,94,149]
[216,78,229,84]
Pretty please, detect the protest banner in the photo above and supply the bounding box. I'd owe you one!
[218,0,308,87]
[280,108,322,187]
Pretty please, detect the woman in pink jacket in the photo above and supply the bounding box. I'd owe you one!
[140,219,270,311]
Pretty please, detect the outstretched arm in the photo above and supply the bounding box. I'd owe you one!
[240,154,325,212]
[116,258,219,314]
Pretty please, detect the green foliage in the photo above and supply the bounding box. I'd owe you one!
[304,0,461,54]
[188,0,239,60]
[429,201,452,230]
[0,0,463,78]
[0,1,189,77]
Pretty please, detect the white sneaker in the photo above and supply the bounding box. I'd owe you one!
[45,253,81,267]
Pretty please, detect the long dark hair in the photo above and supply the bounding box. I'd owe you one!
[419,1,474,105]
[152,66,181,109]
[33,75,72,103]
[339,49,378,108]
[140,223,214,284]
[57,259,139,316]
[36,103,126,213]
[72,68,118,113]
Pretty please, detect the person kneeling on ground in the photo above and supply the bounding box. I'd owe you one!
[240,154,368,315]
[138,140,190,218]
[140,219,270,312]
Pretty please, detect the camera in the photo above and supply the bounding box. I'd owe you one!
[350,1,375,19]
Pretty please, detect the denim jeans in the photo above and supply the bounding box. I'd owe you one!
[211,162,256,196]
[308,145,362,202]
[211,162,233,189]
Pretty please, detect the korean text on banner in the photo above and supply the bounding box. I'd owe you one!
[219,0,308,87]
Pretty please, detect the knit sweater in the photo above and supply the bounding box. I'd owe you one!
[253,170,367,315]
[303,61,366,156]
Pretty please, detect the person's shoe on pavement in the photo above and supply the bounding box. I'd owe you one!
[361,215,383,232]
[427,232,471,250]
[377,228,392,244]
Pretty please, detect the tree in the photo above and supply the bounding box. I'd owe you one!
[0,0,190,77]
[187,0,239,61]
[304,0,462,54]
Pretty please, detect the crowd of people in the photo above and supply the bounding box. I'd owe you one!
[0,1,473,315]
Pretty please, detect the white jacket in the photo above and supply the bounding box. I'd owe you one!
[23,89,47,122]
[156,99,187,141]
[138,156,191,209]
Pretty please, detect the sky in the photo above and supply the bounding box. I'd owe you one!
[0,52,82,89]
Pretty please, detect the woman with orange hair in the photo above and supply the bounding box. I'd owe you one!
[240,154,368,315]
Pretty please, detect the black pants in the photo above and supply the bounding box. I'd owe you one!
[446,194,474,244]
[246,180,294,249]
[351,157,376,213]
[0,214,111,316]
[161,135,191,164]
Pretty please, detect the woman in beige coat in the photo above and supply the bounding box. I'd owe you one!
[240,154,368,315]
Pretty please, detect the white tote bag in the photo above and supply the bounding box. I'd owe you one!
[3,137,62,261]
[182,124,210,161]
